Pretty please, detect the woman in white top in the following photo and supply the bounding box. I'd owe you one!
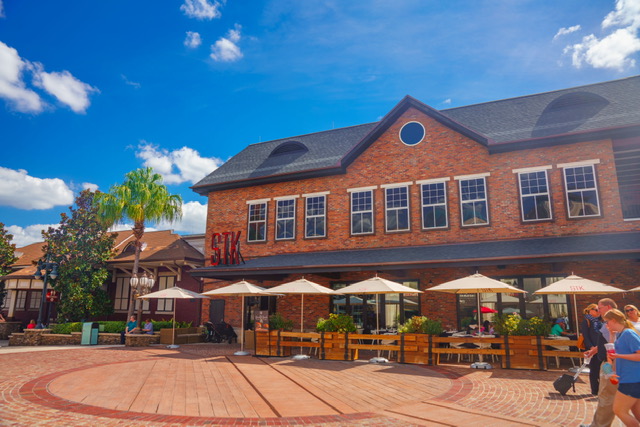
[624,305,640,329]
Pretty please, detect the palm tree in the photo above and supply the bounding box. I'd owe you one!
[96,167,183,323]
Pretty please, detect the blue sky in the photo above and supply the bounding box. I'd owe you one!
[1,0,639,246]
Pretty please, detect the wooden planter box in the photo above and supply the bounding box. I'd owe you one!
[321,333,357,361]
[502,336,546,370]
[401,334,432,364]
[159,327,203,345]
[255,330,291,356]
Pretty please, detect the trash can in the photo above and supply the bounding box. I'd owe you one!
[81,322,99,345]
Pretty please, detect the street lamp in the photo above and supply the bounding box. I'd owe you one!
[131,271,155,326]
[34,254,59,329]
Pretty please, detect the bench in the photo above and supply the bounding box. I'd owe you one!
[125,332,161,347]
[159,327,204,345]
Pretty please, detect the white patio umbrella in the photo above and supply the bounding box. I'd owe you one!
[201,280,274,356]
[138,286,207,349]
[427,273,527,368]
[265,277,335,360]
[334,276,423,363]
[428,273,527,325]
[533,274,624,336]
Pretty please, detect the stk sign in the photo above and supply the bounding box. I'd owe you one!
[210,231,244,266]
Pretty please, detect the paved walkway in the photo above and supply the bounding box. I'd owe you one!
[0,343,620,426]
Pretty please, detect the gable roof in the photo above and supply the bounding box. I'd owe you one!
[192,76,640,194]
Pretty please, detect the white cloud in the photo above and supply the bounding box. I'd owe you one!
[7,224,58,247]
[82,182,99,192]
[0,41,44,113]
[33,67,99,113]
[210,24,243,62]
[0,1,5,18]
[0,167,74,209]
[564,0,640,71]
[181,0,222,20]
[157,201,207,234]
[442,98,452,105]
[184,31,202,48]
[0,41,97,114]
[121,74,141,89]
[553,25,581,41]
[136,142,223,185]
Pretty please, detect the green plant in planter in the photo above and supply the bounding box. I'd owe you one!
[269,312,294,331]
[397,316,443,335]
[315,313,356,333]
[491,313,550,336]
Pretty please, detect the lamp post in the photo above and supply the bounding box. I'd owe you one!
[34,254,59,329]
[132,271,154,327]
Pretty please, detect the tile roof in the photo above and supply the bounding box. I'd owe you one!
[191,232,640,279]
[192,76,640,193]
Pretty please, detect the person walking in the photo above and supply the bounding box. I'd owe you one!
[603,309,640,427]
[581,298,619,427]
[582,303,603,395]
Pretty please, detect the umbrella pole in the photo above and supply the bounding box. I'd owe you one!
[376,294,380,357]
[300,295,304,354]
[234,296,250,356]
[170,298,177,348]
[573,294,579,335]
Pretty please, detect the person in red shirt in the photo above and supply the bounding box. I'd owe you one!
[26,319,36,329]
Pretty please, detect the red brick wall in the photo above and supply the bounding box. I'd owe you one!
[200,259,640,330]
[204,108,637,260]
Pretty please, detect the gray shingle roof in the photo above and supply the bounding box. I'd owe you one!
[192,76,640,193]
[191,232,640,279]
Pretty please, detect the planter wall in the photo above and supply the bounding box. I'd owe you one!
[255,330,291,356]
[502,336,546,370]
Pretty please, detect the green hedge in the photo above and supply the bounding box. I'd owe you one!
[49,319,192,334]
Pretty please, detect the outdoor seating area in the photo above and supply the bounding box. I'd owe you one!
[253,329,584,370]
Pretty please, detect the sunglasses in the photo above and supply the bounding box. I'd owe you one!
[625,308,636,313]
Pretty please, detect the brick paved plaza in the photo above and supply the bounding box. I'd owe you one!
[0,343,620,426]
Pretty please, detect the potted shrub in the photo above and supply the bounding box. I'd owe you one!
[255,312,294,356]
[315,314,357,360]
[398,316,443,364]
[493,313,551,370]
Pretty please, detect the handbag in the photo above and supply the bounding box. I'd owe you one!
[576,334,586,350]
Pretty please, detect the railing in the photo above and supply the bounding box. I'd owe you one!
[255,331,586,370]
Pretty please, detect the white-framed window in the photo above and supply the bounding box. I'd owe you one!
[383,183,411,232]
[418,179,448,229]
[304,193,327,238]
[275,198,296,240]
[350,188,374,235]
[156,276,175,312]
[560,161,601,218]
[2,290,11,310]
[247,200,268,242]
[15,290,27,310]
[516,168,552,222]
[456,173,489,226]
[114,277,130,311]
[29,291,42,310]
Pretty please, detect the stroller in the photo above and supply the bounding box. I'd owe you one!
[203,321,238,344]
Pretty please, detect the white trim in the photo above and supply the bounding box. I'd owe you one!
[247,201,268,242]
[304,194,327,238]
[557,159,600,169]
[347,186,378,193]
[302,191,330,198]
[420,180,449,229]
[246,198,271,204]
[562,163,601,218]
[624,217,640,221]
[454,172,490,181]
[275,198,297,241]
[350,188,375,235]
[517,169,553,222]
[399,121,426,146]
[380,182,413,189]
[415,177,450,185]
[273,194,300,201]
[458,175,490,227]
[384,185,411,232]
[512,165,552,174]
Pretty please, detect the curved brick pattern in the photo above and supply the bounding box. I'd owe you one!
[0,344,618,426]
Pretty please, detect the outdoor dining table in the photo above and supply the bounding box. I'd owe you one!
[450,333,496,362]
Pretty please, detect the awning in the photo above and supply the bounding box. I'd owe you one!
[191,232,640,280]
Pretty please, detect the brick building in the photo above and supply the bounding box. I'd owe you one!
[191,77,640,334]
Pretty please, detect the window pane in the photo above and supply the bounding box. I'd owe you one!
[386,187,409,231]
[351,191,373,234]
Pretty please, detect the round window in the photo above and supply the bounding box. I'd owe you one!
[399,121,425,146]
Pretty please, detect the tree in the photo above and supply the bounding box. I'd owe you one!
[95,167,182,324]
[43,190,116,322]
[0,223,18,310]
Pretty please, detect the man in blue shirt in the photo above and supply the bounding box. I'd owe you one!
[120,316,139,344]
